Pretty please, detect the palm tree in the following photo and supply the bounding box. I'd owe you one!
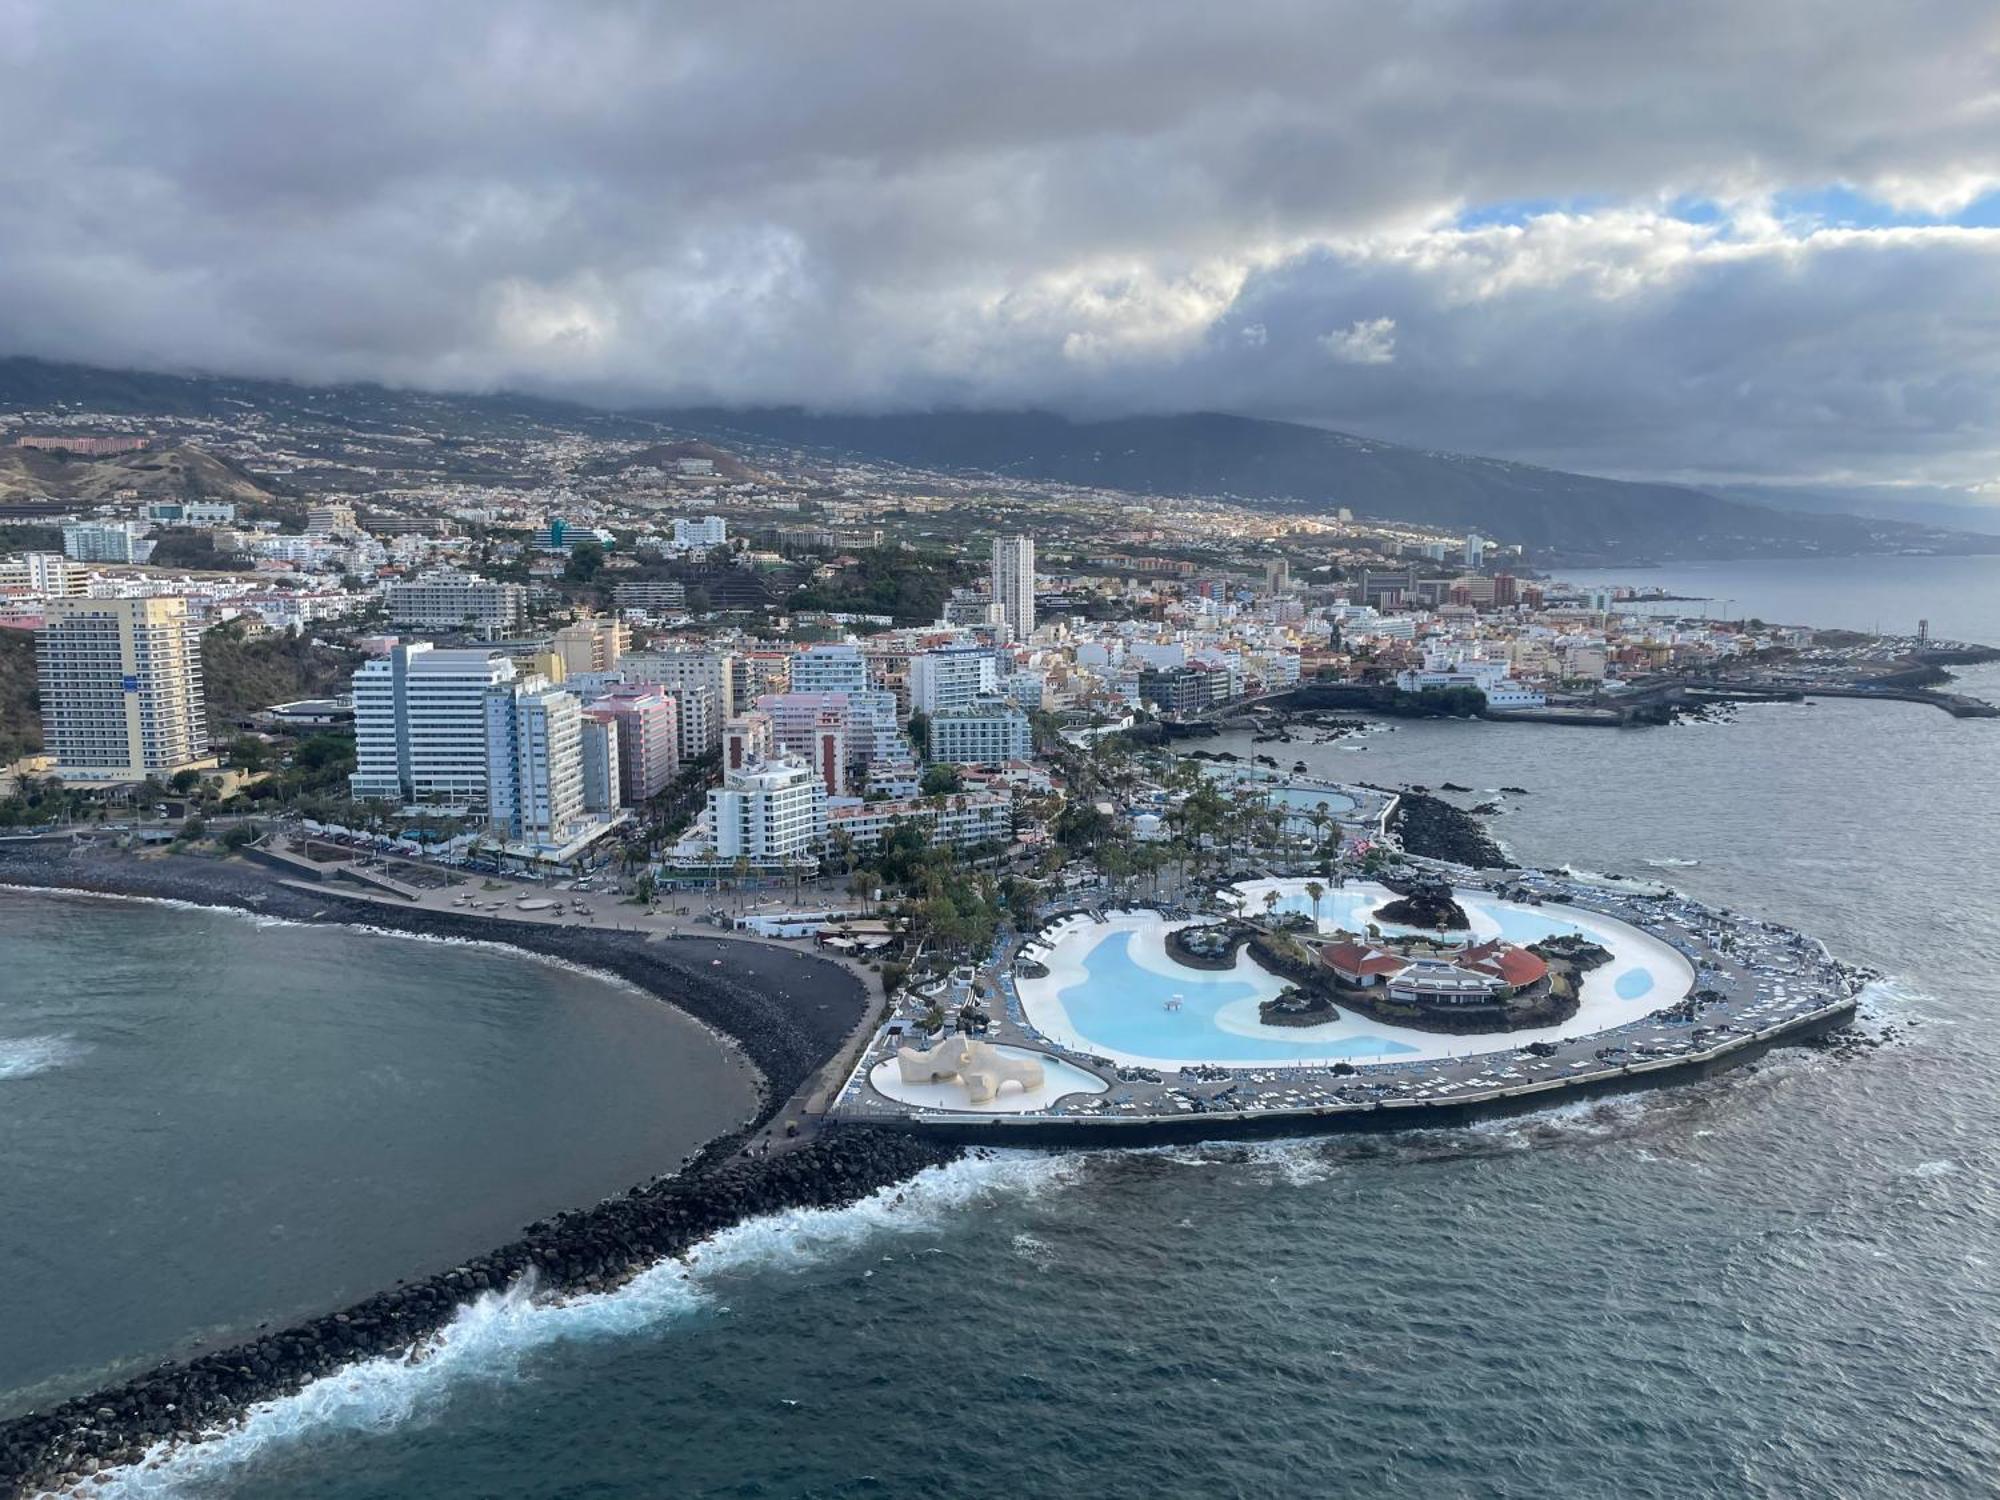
[1262,888,1281,923]
[1305,879,1326,928]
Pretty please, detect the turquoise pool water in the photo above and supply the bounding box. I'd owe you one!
[1263,786,1358,817]
[1051,931,1421,1063]
[1614,969,1656,999]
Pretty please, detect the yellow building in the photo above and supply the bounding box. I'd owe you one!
[36,597,215,785]
[552,616,627,677]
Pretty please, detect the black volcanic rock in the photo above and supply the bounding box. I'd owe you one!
[1374,874,1470,931]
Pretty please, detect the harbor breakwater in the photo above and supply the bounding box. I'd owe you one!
[0,1128,962,1498]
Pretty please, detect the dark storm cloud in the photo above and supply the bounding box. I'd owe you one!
[3,0,2000,491]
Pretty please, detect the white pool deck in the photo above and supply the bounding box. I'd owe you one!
[1014,880,1697,1070]
[866,1047,1110,1113]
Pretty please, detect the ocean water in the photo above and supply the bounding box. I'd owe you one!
[27,559,2000,1498]
[1560,552,2000,642]
[0,895,758,1414]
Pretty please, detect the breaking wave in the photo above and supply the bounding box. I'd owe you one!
[0,1034,82,1081]
[81,1149,1078,1497]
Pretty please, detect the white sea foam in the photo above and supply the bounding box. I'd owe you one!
[79,1149,1077,1497]
[0,1034,81,1081]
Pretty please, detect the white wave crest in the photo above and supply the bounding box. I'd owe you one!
[79,1149,1075,1497]
[0,1034,82,1081]
[1853,976,1940,1027]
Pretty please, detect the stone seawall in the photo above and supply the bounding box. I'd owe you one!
[0,1128,962,1498]
[865,1001,1858,1148]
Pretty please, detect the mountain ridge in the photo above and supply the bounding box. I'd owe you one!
[1,355,1993,560]
[635,405,1993,561]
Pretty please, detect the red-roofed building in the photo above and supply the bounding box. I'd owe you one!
[1455,940,1549,990]
[1320,940,1409,987]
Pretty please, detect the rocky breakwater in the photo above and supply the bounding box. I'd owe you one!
[1387,790,1506,868]
[0,1129,963,1499]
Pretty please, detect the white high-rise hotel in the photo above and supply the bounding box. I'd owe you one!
[351,644,515,804]
[350,643,595,849]
[990,535,1035,643]
[36,596,211,784]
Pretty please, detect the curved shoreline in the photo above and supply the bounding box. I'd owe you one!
[0,843,865,1122]
[0,879,769,1091]
[0,840,961,1499]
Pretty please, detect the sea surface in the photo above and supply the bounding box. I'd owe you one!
[0,895,758,1414]
[23,558,2000,1499]
[1559,552,2000,642]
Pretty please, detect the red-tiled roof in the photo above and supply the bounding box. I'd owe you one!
[1321,940,1408,979]
[1455,940,1548,988]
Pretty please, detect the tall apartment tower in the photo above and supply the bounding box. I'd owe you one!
[36,596,210,784]
[990,535,1036,643]
[485,679,585,847]
[349,643,516,804]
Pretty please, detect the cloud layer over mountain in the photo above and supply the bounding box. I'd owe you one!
[3,0,1999,500]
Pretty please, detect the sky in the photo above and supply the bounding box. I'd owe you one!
[3,0,2000,511]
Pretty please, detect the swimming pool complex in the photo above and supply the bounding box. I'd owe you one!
[1014,880,1694,1069]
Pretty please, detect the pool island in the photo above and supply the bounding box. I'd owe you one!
[830,812,1869,1144]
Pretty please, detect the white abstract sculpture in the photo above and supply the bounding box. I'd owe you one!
[896,1037,1046,1104]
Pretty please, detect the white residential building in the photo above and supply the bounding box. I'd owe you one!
[786,642,868,695]
[62,522,148,565]
[384,570,526,634]
[927,701,1034,765]
[0,552,88,599]
[910,646,998,715]
[698,757,827,867]
[35,596,210,784]
[485,679,586,847]
[349,643,516,803]
[990,535,1035,642]
[671,515,728,549]
[671,682,718,762]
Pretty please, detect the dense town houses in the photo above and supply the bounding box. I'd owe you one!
[8,411,1906,900]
